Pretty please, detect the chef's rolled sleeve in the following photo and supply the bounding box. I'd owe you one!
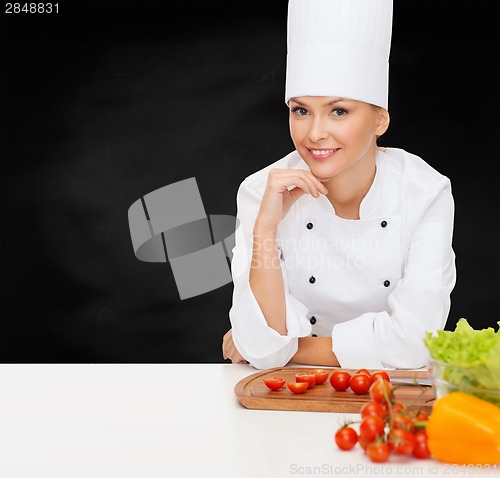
[230,268,312,367]
[229,179,312,369]
[332,312,385,369]
[332,177,456,369]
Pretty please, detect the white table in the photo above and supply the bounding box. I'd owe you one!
[0,364,497,478]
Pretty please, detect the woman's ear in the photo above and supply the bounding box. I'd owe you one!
[375,108,390,137]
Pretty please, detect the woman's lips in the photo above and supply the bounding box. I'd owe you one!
[308,148,340,161]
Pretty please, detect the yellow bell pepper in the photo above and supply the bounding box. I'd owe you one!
[426,391,500,465]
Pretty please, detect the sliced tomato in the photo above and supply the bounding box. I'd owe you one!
[309,369,329,385]
[330,370,351,391]
[295,373,316,389]
[287,382,308,394]
[263,377,286,391]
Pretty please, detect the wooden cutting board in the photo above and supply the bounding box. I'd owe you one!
[235,367,435,414]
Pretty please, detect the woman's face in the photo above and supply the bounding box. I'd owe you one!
[288,96,389,180]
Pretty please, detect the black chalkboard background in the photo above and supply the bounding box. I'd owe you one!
[1,1,498,363]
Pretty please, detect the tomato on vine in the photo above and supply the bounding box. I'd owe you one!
[391,412,415,433]
[359,415,385,443]
[412,430,431,459]
[370,370,390,384]
[388,428,416,455]
[360,401,387,421]
[334,426,358,451]
[333,368,431,464]
[369,378,394,404]
[366,441,390,463]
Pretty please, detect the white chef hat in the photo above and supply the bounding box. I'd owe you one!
[285,0,393,109]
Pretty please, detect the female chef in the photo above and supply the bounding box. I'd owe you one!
[222,0,456,370]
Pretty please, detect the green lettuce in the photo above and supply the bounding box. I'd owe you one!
[424,318,500,398]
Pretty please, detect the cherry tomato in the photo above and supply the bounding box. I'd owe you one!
[349,373,371,394]
[382,400,406,415]
[358,435,370,450]
[391,412,415,433]
[370,370,391,384]
[309,369,329,385]
[334,426,358,451]
[390,402,406,414]
[287,382,308,394]
[355,368,371,377]
[411,410,429,428]
[412,429,431,459]
[360,401,387,421]
[330,370,351,391]
[369,378,394,404]
[295,373,316,389]
[263,377,286,391]
[388,429,416,455]
[366,441,390,463]
[415,410,429,421]
[359,415,385,443]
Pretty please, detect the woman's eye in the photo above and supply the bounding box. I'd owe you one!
[332,108,347,117]
[291,107,309,116]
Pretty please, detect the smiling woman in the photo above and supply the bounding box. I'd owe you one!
[288,96,390,219]
[223,0,458,370]
[0,0,497,364]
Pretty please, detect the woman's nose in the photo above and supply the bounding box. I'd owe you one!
[308,117,329,143]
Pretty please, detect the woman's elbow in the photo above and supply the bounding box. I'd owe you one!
[245,340,299,370]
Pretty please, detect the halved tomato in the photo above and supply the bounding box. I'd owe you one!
[309,369,329,385]
[263,377,286,391]
[287,382,308,394]
[295,373,316,389]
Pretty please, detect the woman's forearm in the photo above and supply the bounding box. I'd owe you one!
[248,226,340,366]
[249,223,287,335]
[291,337,340,367]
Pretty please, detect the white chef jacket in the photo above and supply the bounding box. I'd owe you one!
[229,147,456,370]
